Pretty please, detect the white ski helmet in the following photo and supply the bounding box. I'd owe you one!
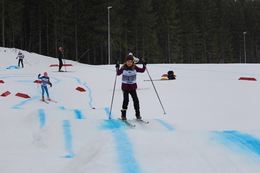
[128,52,139,63]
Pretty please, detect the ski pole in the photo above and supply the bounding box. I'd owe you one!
[146,66,166,114]
[109,62,119,119]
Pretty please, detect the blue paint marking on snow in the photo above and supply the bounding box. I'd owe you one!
[38,109,46,128]
[113,130,141,173]
[6,65,19,70]
[155,119,175,131]
[213,130,260,156]
[101,109,141,173]
[100,119,126,130]
[12,96,39,109]
[104,107,112,119]
[82,82,94,108]
[73,77,94,109]
[100,107,124,129]
[74,109,84,119]
[74,77,81,84]
[62,120,75,158]
[59,106,66,110]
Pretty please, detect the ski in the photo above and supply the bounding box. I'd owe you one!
[47,99,57,103]
[135,119,149,124]
[41,99,49,104]
[118,119,136,128]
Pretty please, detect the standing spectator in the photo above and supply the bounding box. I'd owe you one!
[16,51,24,68]
[58,47,64,72]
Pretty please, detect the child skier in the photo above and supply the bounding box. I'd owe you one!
[38,72,52,101]
[16,51,24,68]
[116,53,146,120]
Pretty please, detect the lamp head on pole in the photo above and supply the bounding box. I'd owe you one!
[107,6,112,10]
[243,31,247,35]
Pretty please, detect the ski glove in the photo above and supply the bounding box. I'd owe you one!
[49,82,52,87]
[115,64,120,68]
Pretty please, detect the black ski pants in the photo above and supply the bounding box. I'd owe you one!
[18,59,24,68]
[58,58,63,71]
[122,90,140,115]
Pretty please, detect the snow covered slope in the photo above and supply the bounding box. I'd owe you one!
[1,47,260,173]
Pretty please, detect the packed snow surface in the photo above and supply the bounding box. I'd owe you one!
[1,48,260,173]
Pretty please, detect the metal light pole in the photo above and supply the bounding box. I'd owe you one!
[243,31,247,63]
[107,6,112,64]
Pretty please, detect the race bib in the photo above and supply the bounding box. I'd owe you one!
[122,70,137,84]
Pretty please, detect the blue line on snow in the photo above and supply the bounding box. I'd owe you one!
[101,108,124,129]
[82,82,94,108]
[155,119,175,131]
[12,96,39,109]
[101,109,141,173]
[104,107,112,119]
[62,120,74,158]
[74,109,84,119]
[59,106,66,110]
[213,130,260,156]
[38,109,46,128]
[73,77,94,109]
[101,119,126,130]
[113,130,141,173]
[6,65,19,70]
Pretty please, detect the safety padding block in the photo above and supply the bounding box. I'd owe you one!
[161,74,168,80]
[34,80,42,84]
[1,91,11,97]
[0,80,4,83]
[15,92,31,99]
[76,87,86,92]
[49,64,73,67]
[239,77,257,81]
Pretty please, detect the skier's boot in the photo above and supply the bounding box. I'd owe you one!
[121,109,127,120]
[135,110,142,120]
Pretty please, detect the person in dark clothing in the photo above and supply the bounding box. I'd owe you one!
[16,51,24,68]
[116,54,146,120]
[167,70,176,80]
[58,47,64,72]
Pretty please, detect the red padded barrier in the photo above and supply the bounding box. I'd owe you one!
[1,91,11,97]
[49,64,73,67]
[76,87,86,92]
[239,77,256,81]
[15,92,31,99]
[34,80,42,84]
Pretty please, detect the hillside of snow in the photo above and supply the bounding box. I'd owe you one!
[1,47,260,173]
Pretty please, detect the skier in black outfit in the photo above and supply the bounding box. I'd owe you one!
[58,47,64,72]
[16,51,24,68]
